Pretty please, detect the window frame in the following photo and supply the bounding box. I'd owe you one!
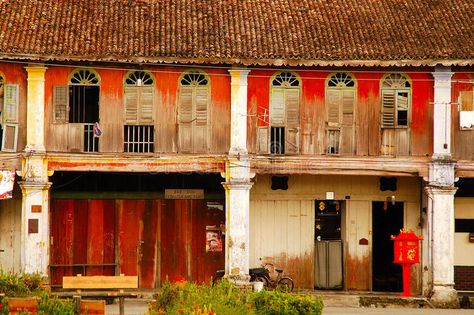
[380,73,412,129]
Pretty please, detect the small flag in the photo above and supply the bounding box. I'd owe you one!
[93,122,102,137]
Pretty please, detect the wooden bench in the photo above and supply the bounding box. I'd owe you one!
[57,274,138,315]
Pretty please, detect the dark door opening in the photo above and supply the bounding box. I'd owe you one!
[372,201,403,292]
[314,200,343,289]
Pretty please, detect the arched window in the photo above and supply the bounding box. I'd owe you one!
[123,70,155,153]
[325,73,356,155]
[261,71,301,154]
[53,68,101,152]
[178,70,210,153]
[0,73,20,152]
[380,73,412,156]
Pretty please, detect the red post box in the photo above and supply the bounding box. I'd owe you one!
[391,229,423,297]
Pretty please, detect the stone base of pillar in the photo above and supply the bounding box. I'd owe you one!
[225,274,251,288]
[430,285,458,308]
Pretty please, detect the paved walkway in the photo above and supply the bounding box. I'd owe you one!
[105,300,474,315]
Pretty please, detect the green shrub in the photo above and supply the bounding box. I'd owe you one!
[0,271,46,297]
[150,280,323,315]
[253,290,323,315]
[36,292,75,315]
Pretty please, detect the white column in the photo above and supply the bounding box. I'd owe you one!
[223,68,252,282]
[228,69,250,156]
[432,66,453,159]
[426,161,457,306]
[24,66,47,153]
[19,182,51,275]
[19,65,51,275]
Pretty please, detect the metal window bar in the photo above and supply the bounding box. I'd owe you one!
[124,125,154,153]
[270,126,285,154]
[83,124,99,152]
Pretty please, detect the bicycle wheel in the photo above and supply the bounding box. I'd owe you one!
[276,277,294,292]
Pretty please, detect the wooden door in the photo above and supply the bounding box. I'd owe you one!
[160,199,225,284]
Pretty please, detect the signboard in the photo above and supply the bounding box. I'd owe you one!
[0,170,15,199]
[164,189,204,199]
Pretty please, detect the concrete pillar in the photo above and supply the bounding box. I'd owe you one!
[426,163,457,306]
[426,66,457,307]
[431,66,453,160]
[228,69,250,156]
[223,68,252,282]
[19,181,51,275]
[19,65,51,275]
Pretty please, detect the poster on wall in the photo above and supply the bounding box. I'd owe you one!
[0,170,15,199]
[206,226,223,252]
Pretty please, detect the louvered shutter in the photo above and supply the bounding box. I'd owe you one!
[342,90,354,126]
[341,90,355,154]
[193,86,209,153]
[124,86,139,124]
[1,124,18,152]
[381,90,395,128]
[139,86,154,124]
[178,87,193,152]
[326,89,341,127]
[270,88,285,125]
[3,84,19,123]
[53,85,69,123]
[285,88,300,154]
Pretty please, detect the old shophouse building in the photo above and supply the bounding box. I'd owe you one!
[0,0,473,307]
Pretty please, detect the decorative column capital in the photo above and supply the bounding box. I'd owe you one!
[228,69,251,86]
[431,66,453,87]
[24,66,48,80]
[222,181,253,191]
[428,160,456,187]
[18,181,52,194]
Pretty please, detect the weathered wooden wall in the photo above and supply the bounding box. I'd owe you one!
[452,72,474,160]
[247,69,433,156]
[249,174,421,291]
[44,66,230,154]
[0,197,21,272]
[50,198,225,288]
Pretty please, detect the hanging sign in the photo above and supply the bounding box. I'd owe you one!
[164,189,204,199]
[0,170,15,199]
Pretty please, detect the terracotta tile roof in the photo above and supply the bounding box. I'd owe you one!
[0,0,473,66]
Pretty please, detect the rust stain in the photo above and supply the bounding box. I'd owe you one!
[262,252,313,289]
[346,254,370,290]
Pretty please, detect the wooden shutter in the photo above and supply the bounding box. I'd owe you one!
[124,86,139,124]
[3,84,19,123]
[340,90,355,154]
[139,86,154,124]
[326,89,341,127]
[193,86,209,153]
[256,126,269,153]
[285,88,300,154]
[381,90,395,128]
[53,85,69,123]
[1,124,18,152]
[178,87,193,152]
[270,88,285,125]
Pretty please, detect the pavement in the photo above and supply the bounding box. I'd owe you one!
[105,298,474,315]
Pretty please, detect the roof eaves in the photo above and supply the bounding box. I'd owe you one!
[0,53,473,68]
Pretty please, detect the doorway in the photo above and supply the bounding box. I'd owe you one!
[314,200,343,289]
[372,201,403,292]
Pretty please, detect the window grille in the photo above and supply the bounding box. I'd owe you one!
[326,129,340,154]
[124,125,154,153]
[270,126,285,154]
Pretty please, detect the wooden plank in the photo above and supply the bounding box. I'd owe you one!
[118,200,143,278]
[63,275,138,289]
[8,297,37,315]
[88,201,105,276]
[0,198,21,273]
[140,200,158,288]
[80,300,105,315]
